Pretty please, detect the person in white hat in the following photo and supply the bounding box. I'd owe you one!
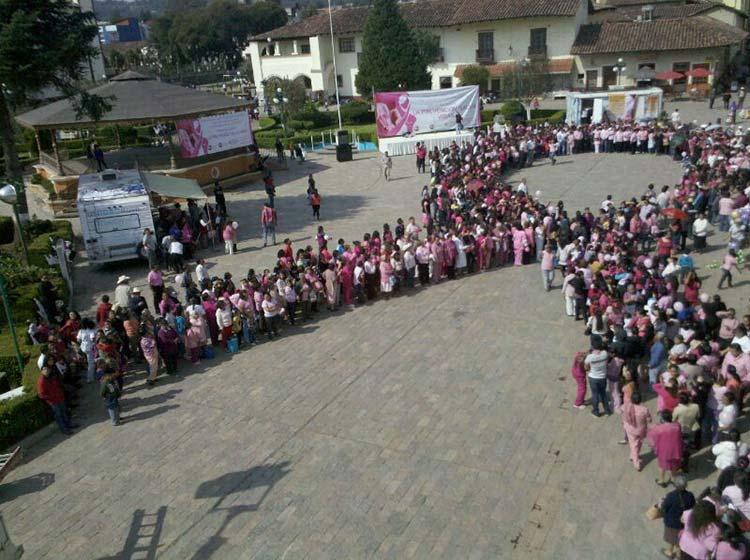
[114,275,131,307]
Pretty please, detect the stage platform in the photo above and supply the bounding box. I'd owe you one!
[378,129,475,156]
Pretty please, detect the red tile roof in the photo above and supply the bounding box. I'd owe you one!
[571,16,747,54]
[454,58,575,78]
[253,0,581,41]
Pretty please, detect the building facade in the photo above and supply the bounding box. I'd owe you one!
[245,0,747,105]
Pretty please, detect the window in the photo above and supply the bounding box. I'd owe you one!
[336,74,343,88]
[477,32,493,55]
[300,43,310,54]
[672,62,689,84]
[338,37,355,53]
[529,28,547,55]
[439,76,452,89]
[357,52,362,66]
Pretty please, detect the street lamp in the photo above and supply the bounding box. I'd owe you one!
[0,184,28,264]
[272,86,289,131]
[614,58,627,87]
[515,58,530,120]
[326,0,344,131]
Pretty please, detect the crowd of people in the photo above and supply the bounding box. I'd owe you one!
[29,108,750,557]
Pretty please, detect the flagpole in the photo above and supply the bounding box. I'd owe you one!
[327,0,344,131]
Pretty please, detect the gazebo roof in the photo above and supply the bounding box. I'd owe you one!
[15,71,251,130]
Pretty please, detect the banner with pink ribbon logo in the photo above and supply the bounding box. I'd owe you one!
[375,86,480,138]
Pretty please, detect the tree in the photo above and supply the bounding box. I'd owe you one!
[0,0,112,220]
[413,30,441,66]
[263,77,307,126]
[355,0,431,97]
[152,0,287,73]
[107,50,127,72]
[299,5,318,19]
[459,65,490,91]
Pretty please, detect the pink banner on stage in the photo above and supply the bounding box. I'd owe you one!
[375,85,481,138]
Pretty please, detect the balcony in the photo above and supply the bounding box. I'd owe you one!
[475,49,494,64]
[528,44,547,59]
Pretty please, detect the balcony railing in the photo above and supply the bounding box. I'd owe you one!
[528,44,547,58]
[475,48,494,64]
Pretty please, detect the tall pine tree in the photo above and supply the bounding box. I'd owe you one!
[0,0,111,220]
[355,0,431,97]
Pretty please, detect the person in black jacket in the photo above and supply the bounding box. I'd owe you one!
[660,475,695,558]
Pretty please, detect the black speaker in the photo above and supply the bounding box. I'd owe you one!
[336,129,349,146]
[336,143,352,162]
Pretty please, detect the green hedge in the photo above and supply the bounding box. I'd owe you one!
[26,220,74,268]
[0,391,52,451]
[340,101,374,125]
[528,110,566,125]
[500,100,526,119]
[0,217,13,245]
[290,109,333,128]
[0,353,30,389]
[480,109,497,122]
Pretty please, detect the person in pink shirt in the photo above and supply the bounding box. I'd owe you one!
[721,344,750,383]
[679,501,720,560]
[511,223,528,266]
[713,526,747,560]
[571,351,587,409]
[717,249,741,289]
[621,393,651,471]
[540,244,555,291]
[222,221,236,255]
[649,410,684,487]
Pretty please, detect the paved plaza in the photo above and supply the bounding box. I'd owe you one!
[1,140,748,559]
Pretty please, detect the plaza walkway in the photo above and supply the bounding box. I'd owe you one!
[0,147,746,559]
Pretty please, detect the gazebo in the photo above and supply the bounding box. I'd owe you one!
[15,71,254,175]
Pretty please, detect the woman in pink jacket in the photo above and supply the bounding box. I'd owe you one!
[621,393,652,471]
[571,351,587,409]
[511,223,528,267]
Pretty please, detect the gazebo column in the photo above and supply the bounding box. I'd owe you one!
[166,125,177,170]
[34,131,43,163]
[50,129,64,175]
[114,125,121,149]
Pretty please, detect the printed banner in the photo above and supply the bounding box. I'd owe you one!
[375,85,481,138]
[176,110,254,158]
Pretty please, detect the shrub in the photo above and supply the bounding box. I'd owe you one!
[500,100,526,119]
[340,101,374,125]
[0,352,30,388]
[0,391,52,450]
[23,218,54,239]
[286,119,315,131]
[460,65,490,89]
[530,109,560,119]
[480,109,496,123]
[290,109,333,128]
[0,216,13,245]
[528,110,566,125]
[26,220,73,268]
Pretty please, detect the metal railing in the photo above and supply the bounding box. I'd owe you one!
[475,49,495,64]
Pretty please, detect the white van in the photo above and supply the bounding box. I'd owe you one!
[77,169,155,264]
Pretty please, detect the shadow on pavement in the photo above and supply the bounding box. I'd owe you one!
[0,472,55,503]
[188,461,292,559]
[97,505,167,560]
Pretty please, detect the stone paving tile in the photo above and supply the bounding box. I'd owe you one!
[1,148,747,559]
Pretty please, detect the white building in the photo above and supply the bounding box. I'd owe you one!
[245,0,747,104]
[246,0,588,104]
